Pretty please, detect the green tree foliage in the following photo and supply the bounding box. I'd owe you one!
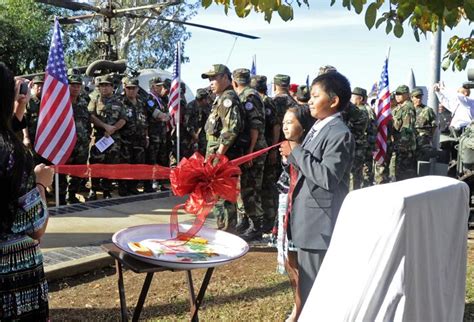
[203,0,473,71]
[0,0,52,75]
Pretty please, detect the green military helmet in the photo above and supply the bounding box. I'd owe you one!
[296,85,310,102]
[98,74,114,85]
[251,75,266,87]
[195,88,209,99]
[352,87,367,97]
[395,85,410,94]
[68,74,83,85]
[273,74,290,87]
[232,68,251,84]
[32,75,45,84]
[201,64,231,79]
[411,87,423,97]
[123,77,139,87]
[149,76,164,86]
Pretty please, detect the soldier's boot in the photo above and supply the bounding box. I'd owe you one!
[235,216,249,234]
[86,190,97,201]
[59,194,67,206]
[118,181,128,197]
[103,190,112,200]
[240,218,262,242]
[143,181,155,193]
[67,193,81,205]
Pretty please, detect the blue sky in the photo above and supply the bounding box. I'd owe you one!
[178,2,472,96]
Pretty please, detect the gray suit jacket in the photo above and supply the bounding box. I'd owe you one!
[288,116,354,250]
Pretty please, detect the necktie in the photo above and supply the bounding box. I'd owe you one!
[303,127,317,146]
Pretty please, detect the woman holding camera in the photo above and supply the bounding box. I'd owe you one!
[0,62,54,320]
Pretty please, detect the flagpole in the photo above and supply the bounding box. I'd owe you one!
[176,41,181,163]
[55,173,59,208]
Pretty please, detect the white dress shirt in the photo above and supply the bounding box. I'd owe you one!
[435,89,474,129]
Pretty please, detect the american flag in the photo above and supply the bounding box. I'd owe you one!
[373,56,392,164]
[168,44,181,126]
[250,55,256,76]
[35,19,76,165]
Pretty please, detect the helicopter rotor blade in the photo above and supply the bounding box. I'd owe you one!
[35,0,101,12]
[57,14,97,24]
[122,14,260,40]
[113,2,179,15]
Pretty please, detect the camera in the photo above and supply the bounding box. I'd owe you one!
[462,68,474,89]
[19,82,28,95]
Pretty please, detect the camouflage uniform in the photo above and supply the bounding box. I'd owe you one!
[272,75,298,140]
[202,64,243,232]
[392,86,417,181]
[412,88,437,162]
[119,78,148,194]
[58,89,91,203]
[251,75,279,232]
[191,89,211,157]
[169,96,192,167]
[88,77,126,194]
[24,91,50,165]
[373,119,394,184]
[144,77,169,191]
[233,69,267,239]
[343,102,369,190]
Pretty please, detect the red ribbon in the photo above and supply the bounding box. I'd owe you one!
[55,143,282,241]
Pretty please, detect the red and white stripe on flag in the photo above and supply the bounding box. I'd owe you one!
[34,19,76,165]
[373,57,392,164]
[168,44,181,127]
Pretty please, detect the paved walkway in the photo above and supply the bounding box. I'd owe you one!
[41,191,220,280]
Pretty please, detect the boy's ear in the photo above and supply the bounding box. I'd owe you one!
[330,95,340,109]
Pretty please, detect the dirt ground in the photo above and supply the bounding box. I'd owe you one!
[48,241,474,321]
[48,249,294,321]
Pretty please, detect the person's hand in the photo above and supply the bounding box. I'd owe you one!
[433,82,445,92]
[279,140,299,157]
[145,136,150,148]
[104,124,116,136]
[35,163,54,187]
[14,78,31,119]
[23,137,32,148]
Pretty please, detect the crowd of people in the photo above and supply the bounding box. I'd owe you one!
[2,56,473,320]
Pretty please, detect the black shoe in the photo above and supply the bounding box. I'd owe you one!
[86,191,97,201]
[235,217,249,234]
[158,185,170,192]
[240,228,261,242]
[143,188,156,193]
[118,190,128,197]
[67,195,81,204]
[103,191,112,199]
[128,189,140,195]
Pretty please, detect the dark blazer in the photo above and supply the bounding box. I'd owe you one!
[288,116,354,250]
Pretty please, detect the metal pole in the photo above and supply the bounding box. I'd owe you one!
[429,22,442,174]
[55,172,59,207]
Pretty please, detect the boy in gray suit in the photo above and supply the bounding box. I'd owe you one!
[280,72,355,315]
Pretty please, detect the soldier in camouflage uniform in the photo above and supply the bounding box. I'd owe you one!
[251,75,279,233]
[186,88,211,157]
[87,75,127,200]
[57,75,92,204]
[392,85,417,180]
[144,77,170,192]
[351,87,376,187]
[232,68,267,241]
[23,75,49,165]
[411,87,436,161]
[169,83,191,167]
[202,64,243,232]
[118,77,149,195]
[273,74,298,141]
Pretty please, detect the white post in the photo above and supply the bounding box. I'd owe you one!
[55,172,59,207]
[176,41,181,163]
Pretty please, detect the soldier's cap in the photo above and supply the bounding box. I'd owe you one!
[123,77,139,87]
[296,85,310,102]
[352,87,367,97]
[395,85,410,94]
[274,74,291,87]
[98,75,114,85]
[232,68,251,84]
[196,88,209,99]
[411,87,423,97]
[149,76,164,86]
[201,64,231,79]
[32,75,45,84]
[318,65,337,76]
[251,75,267,88]
[68,74,83,85]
